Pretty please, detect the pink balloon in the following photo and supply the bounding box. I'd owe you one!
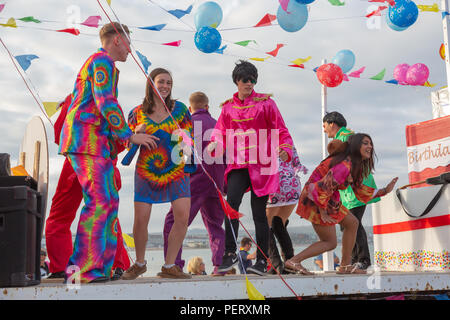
[393,63,409,84]
[406,63,429,86]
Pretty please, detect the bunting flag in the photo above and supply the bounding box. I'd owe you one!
[14,54,39,71]
[370,68,386,80]
[162,40,181,47]
[168,5,193,19]
[288,64,304,68]
[217,190,244,219]
[343,74,349,81]
[106,0,111,5]
[122,233,135,248]
[291,56,312,66]
[136,50,151,74]
[423,81,437,87]
[246,276,265,300]
[417,3,439,12]
[328,0,345,6]
[18,16,41,23]
[234,40,257,47]
[43,102,61,118]
[0,17,17,28]
[279,0,291,13]
[0,4,4,13]
[385,79,398,84]
[266,43,285,57]
[369,0,395,5]
[442,11,450,18]
[366,6,387,17]
[254,13,277,27]
[348,66,365,78]
[56,28,81,36]
[139,24,167,31]
[214,45,227,54]
[250,57,271,62]
[81,15,101,28]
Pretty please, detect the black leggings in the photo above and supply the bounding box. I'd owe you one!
[224,169,269,261]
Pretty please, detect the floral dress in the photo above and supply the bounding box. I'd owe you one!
[128,101,193,204]
[267,146,308,207]
[296,156,376,226]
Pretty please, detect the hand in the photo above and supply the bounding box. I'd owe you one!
[135,124,146,133]
[319,208,337,224]
[384,177,399,194]
[129,133,159,150]
[279,149,288,162]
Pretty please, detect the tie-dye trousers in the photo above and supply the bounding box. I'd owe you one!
[65,153,119,283]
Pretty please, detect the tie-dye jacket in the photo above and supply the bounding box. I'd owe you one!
[59,48,133,159]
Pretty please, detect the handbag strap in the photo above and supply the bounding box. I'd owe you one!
[396,183,447,218]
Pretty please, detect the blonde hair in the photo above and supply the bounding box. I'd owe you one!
[189,92,209,111]
[187,256,204,275]
[99,22,130,44]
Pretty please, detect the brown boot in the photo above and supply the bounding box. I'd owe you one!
[157,265,192,279]
[121,263,147,280]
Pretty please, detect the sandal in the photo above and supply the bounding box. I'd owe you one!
[336,263,367,275]
[284,260,313,275]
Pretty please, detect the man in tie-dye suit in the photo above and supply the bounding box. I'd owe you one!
[59,22,157,283]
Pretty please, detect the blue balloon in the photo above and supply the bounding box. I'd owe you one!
[295,0,315,4]
[388,0,418,28]
[194,1,223,30]
[194,26,222,53]
[385,12,408,31]
[332,50,355,74]
[277,1,308,32]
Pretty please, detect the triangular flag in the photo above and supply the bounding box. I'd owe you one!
[14,54,39,71]
[442,11,450,19]
[343,74,349,81]
[18,16,41,23]
[370,68,386,80]
[254,13,277,27]
[214,45,227,54]
[122,233,135,248]
[217,190,244,219]
[0,4,5,13]
[288,64,304,68]
[366,6,387,18]
[136,50,151,74]
[43,102,60,118]
[11,165,29,176]
[279,0,291,13]
[291,56,311,66]
[234,40,257,47]
[81,16,101,28]
[266,44,285,57]
[385,79,398,84]
[348,66,365,78]
[328,0,345,6]
[423,81,436,87]
[246,276,265,300]
[417,4,439,12]
[250,57,271,62]
[162,40,181,47]
[56,28,81,36]
[168,5,193,19]
[0,17,17,28]
[106,0,111,5]
[369,0,395,6]
[139,24,166,31]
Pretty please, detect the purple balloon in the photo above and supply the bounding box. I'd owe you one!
[406,63,429,86]
[393,63,410,84]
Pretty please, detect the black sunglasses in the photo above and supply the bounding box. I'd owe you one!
[240,77,257,84]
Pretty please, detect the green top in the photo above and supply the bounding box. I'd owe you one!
[335,127,379,209]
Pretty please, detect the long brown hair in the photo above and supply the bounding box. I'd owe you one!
[142,68,174,114]
[329,133,376,187]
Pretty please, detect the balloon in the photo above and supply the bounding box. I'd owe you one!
[388,0,418,28]
[406,63,429,85]
[393,63,410,84]
[194,26,222,53]
[295,0,315,4]
[332,49,355,74]
[194,1,223,29]
[277,1,308,32]
[316,63,344,87]
[385,11,408,31]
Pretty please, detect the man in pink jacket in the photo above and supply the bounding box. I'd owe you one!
[210,60,294,275]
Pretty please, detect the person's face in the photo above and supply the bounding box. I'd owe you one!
[360,136,373,160]
[113,34,131,62]
[323,122,338,138]
[199,261,205,273]
[154,73,173,99]
[236,76,256,99]
[40,254,45,265]
[244,243,252,251]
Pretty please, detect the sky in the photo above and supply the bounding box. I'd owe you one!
[0,0,446,234]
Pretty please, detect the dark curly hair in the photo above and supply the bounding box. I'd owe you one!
[232,60,258,85]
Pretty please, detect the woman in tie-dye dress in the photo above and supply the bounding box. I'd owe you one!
[122,68,193,280]
[284,134,398,275]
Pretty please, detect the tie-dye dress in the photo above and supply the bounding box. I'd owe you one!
[296,157,377,226]
[128,101,193,203]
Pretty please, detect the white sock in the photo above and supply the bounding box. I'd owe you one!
[163,264,175,269]
[136,260,147,267]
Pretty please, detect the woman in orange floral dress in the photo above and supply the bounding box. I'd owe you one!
[285,134,398,274]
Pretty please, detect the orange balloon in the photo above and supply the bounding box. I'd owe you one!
[440,43,445,60]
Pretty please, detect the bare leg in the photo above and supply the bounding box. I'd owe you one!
[266,204,296,226]
[165,197,190,265]
[338,213,359,266]
[133,202,152,264]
